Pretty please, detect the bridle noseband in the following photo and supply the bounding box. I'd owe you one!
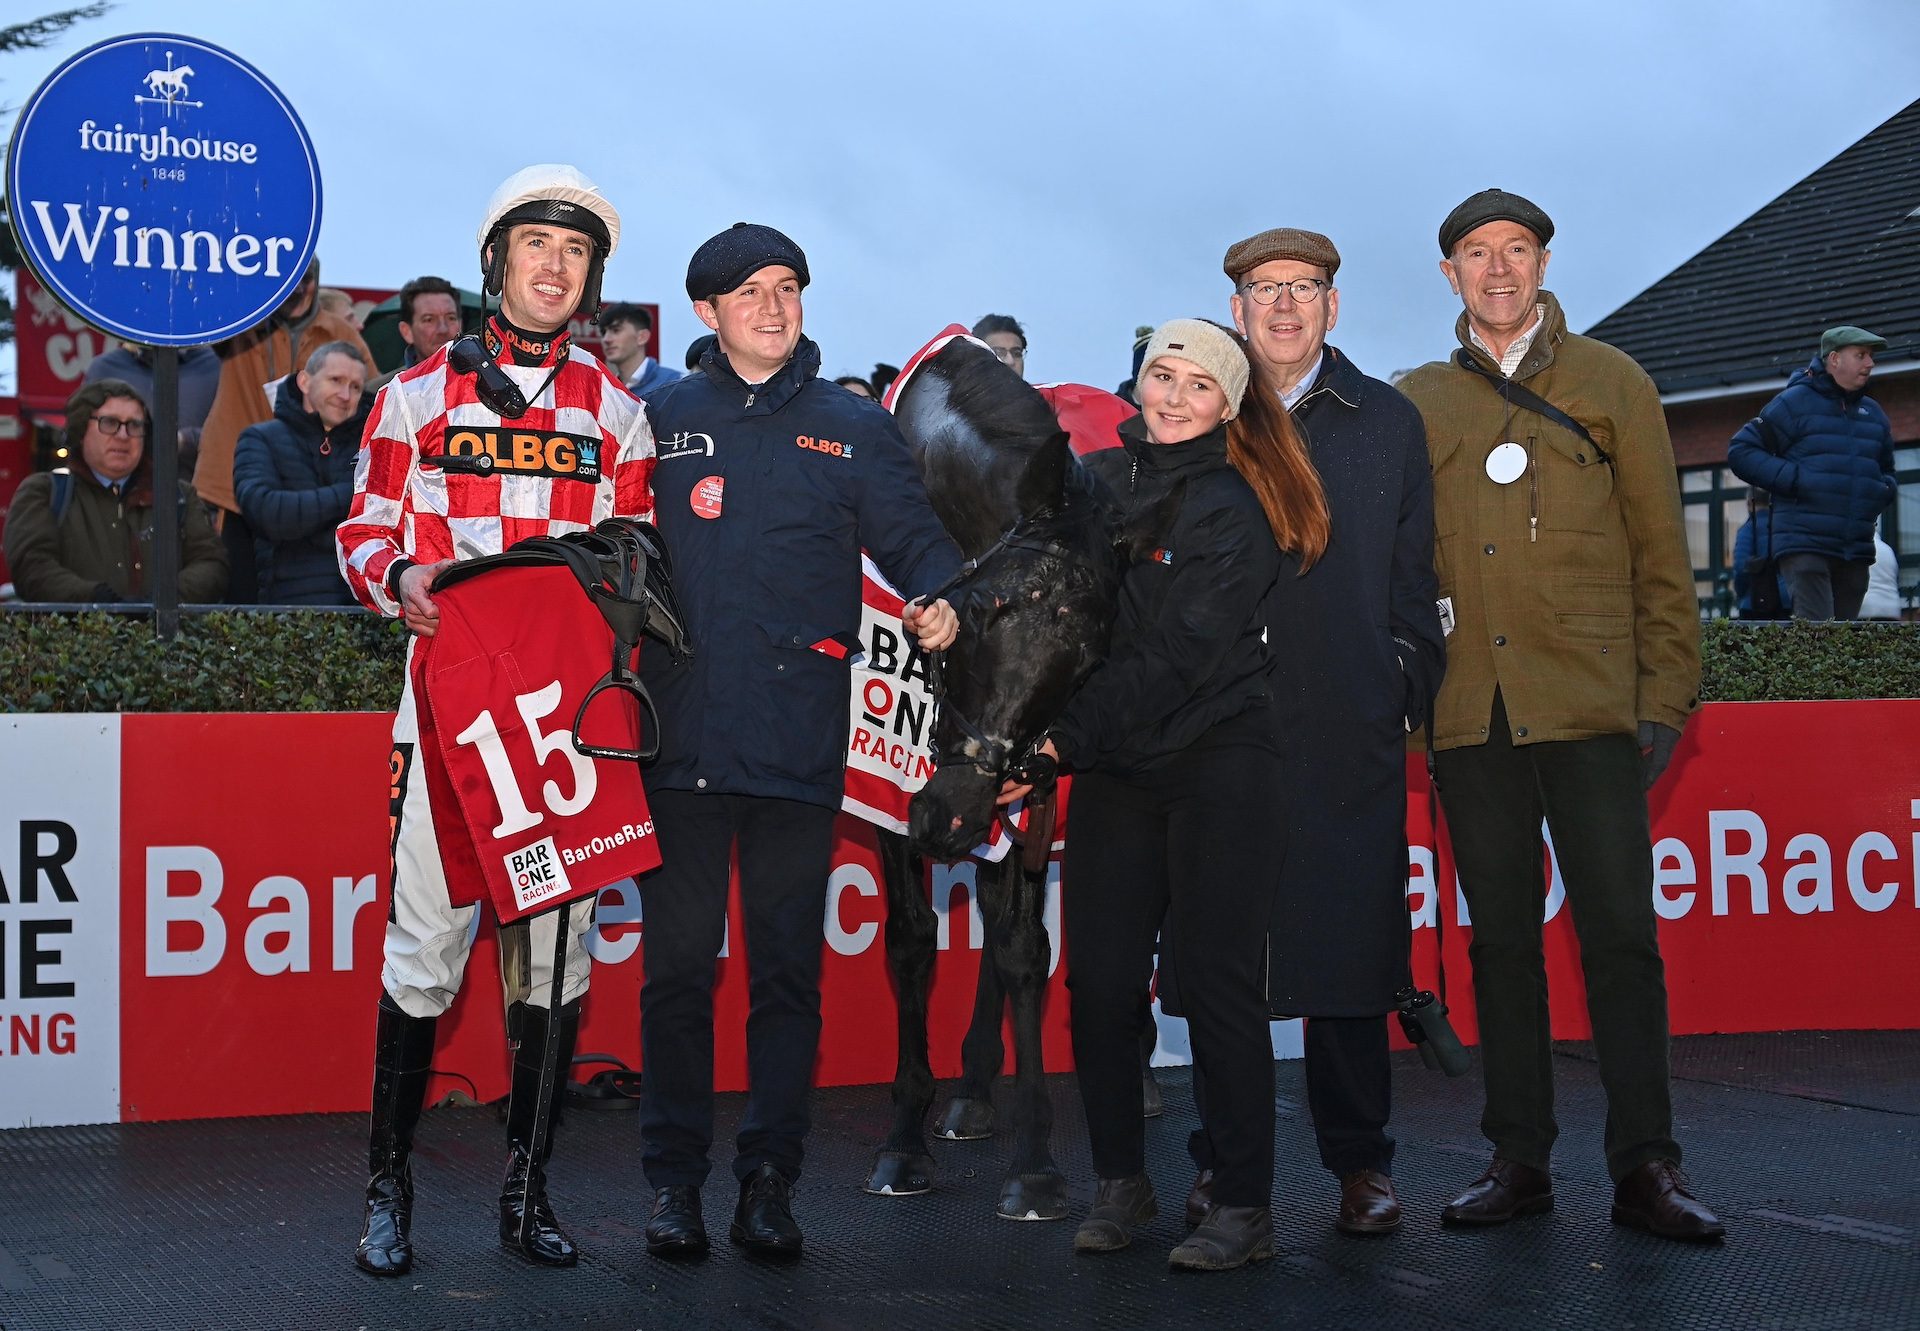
[918,512,1105,788]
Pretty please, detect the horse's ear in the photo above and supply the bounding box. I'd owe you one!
[1118,476,1186,562]
[1014,431,1072,518]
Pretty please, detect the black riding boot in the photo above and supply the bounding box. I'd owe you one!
[499,998,582,1267]
[355,994,438,1277]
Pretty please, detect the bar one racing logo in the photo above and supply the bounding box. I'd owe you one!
[507,837,573,913]
[559,821,655,868]
[2,821,81,1058]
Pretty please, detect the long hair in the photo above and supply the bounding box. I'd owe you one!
[1227,357,1330,570]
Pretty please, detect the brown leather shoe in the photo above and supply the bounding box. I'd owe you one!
[1611,1160,1725,1243]
[1440,1159,1554,1226]
[1336,1168,1402,1235]
[1073,1174,1158,1253]
[1184,1169,1214,1230]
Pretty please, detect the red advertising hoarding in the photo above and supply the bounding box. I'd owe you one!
[4,700,1916,1128]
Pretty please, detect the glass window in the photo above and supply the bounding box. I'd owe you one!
[1678,465,1742,617]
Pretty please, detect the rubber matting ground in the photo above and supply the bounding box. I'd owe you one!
[1,1031,1914,1330]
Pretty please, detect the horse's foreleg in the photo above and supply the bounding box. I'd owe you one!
[935,906,1005,1141]
[987,855,1068,1221]
[864,829,937,1197]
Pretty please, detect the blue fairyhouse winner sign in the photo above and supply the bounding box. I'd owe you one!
[6,33,322,346]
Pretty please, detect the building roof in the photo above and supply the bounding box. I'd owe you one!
[1586,97,1920,396]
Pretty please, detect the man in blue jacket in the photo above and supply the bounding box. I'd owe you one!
[637,223,962,1264]
[1727,326,1897,621]
[233,341,370,604]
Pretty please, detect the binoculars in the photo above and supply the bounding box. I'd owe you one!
[1395,986,1471,1077]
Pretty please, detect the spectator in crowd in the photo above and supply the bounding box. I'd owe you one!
[369,277,466,393]
[972,314,1028,379]
[82,342,218,484]
[1861,518,1901,619]
[3,379,227,603]
[598,302,683,398]
[684,332,718,373]
[233,341,371,605]
[1193,227,1444,1239]
[199,258,373,603]
[317,287,361,328]
[1727,326,1897,621]
[1116,325,1154,403]
[1731,488,1791,619]
[1396,189,1723,1242]
[635,223,960,1265]
[832,375,875,399]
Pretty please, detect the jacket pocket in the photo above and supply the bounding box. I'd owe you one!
[766,620,855,673]
[1534,423,1617,535]
[1553,575,1632,639]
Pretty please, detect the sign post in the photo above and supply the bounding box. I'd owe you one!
[5,32,321,634]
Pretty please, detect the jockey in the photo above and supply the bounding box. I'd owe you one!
[337,163,654,1277]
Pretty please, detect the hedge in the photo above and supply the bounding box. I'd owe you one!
[0,609,1916,713]
[0,609,408,712]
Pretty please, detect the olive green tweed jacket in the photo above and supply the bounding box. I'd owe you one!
[1396,292,1700,750]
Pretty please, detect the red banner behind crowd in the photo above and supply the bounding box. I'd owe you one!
[3,700,1916,1127]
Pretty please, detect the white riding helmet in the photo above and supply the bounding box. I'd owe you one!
[477,164,621,317]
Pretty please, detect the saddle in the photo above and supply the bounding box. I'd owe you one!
[432,518,693,764]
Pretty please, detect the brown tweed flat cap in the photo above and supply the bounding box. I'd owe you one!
[1438,188,1554,256]
[1222,228,1341,283]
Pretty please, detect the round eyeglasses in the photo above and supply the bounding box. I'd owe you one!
[1239,278,1328,306]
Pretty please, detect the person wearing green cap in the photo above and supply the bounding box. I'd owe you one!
[1727,326,1897,620]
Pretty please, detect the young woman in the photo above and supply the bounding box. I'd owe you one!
[999,318,1327,1271]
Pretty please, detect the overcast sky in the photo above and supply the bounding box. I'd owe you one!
[6,0,1919,393]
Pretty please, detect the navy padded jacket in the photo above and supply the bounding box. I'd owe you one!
[641,338,962,808]
[234,375,369,604]
[1727,357,1895,563]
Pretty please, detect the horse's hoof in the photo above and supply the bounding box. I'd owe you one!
[996,1171,1070,1221]
[863,1151,935,1197]
[935,1097,995,1141]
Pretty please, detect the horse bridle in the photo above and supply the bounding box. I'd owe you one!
[918,512,1109,793]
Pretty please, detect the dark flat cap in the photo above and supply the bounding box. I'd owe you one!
[1223,227,1341,282]
[1438,189,1554,256]
[685,222,810,301]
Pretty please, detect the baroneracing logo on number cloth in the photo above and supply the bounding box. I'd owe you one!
[410,562,663,923]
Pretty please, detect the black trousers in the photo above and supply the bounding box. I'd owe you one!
[1065,717,1282,1209]
[1433,692,1680,1181]
[1189,1016,1393,1181]
[1779,552,1870,621]
[637,789,837,1188]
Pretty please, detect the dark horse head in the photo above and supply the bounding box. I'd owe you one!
[892,334,1176,859]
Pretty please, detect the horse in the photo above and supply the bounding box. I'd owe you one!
[862,331,1178,1220]
[143,65,195,99]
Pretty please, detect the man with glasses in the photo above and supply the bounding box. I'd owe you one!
[1196,228,1443,1238]
[4,379,227,602]
[1396,189,1722,1242]
[972,313,1028,379]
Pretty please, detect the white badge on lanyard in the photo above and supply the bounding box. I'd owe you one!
[1485,441,1528,485]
